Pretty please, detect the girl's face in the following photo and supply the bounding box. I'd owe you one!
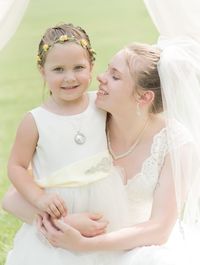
[96,50,136,114]
[40,42,92,103]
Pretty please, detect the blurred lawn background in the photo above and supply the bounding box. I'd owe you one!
[0,0,158,263]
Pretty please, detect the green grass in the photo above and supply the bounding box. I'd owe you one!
[0,0,158,263]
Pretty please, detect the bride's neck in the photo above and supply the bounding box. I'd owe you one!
[107,112,150,146]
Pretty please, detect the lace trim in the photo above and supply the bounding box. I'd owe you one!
[141,127,168,182]
[127,121,192,186]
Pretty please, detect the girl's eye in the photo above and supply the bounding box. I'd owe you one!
[74,65,85,71]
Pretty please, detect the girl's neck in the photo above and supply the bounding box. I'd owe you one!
[44,93,89,115]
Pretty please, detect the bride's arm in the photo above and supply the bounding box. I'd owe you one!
[2,186,108,236]
[2,186,39,224]
[42,154,178,251]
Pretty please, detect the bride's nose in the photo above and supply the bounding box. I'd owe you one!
[97,72,106,83]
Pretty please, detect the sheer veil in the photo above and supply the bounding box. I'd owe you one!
[0,0,30,51]
[144,0,200,224]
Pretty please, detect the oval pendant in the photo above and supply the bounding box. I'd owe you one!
[74,132,86,145]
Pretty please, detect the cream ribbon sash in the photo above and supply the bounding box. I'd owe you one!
[35,151,113,188]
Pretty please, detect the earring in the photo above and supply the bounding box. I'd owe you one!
[136,102,142,116]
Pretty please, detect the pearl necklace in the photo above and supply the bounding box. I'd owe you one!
[107,118,150,160]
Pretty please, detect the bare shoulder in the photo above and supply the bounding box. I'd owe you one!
[16,112,38,139]
[8,113,39,167]
[11,112,39,155]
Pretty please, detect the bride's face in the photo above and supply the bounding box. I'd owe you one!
[96,50,137,114]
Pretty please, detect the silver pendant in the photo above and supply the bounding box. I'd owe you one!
[74,131,86,145]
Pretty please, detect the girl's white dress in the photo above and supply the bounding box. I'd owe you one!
[5,91,128,265]
[5,107,200,264]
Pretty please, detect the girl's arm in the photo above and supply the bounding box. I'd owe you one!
[41,154,178,251]
[8,113,41,207]
[8,113,66,218]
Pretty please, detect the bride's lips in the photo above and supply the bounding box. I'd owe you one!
[97,87,109,95]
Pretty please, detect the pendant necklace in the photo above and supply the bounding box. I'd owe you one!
[107,118,150,160]
[69,114,87,145]
[50,96,87,145]
[74,129,86,145]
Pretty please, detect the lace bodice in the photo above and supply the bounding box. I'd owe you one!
[125,121,192,225]
[125,128,168,225]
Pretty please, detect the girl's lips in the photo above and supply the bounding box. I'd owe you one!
[61,85,79,90]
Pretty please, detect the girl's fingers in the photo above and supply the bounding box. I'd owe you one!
[42,215,59,233]
[49,203,62,218]
[54,199,67,217]
[46,207,57,219]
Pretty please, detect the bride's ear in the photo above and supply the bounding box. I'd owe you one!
[138,91,155,106]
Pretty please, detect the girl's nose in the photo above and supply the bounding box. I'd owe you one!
[64,72,75,83]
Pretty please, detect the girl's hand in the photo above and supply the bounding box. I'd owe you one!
[63,212,108,237]
[39,214,88,251]
[36,193,67,218]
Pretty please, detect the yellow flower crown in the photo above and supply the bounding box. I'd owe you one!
[37,34,96,64]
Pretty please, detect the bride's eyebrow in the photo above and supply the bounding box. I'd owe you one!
[108,64,122,75]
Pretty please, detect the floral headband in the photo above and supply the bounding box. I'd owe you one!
[37,34,96,65]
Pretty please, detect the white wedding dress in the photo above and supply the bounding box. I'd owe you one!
[6,116,200,265]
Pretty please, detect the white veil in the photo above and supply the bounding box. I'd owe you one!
[0,0,30,51]
[144,0,200,224]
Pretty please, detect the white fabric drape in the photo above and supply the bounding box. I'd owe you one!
[144,0,200,42]
[0,0,30,50]
[144,0,200,224]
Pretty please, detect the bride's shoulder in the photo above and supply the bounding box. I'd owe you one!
[150,117,193,152]
[165,119,193,150]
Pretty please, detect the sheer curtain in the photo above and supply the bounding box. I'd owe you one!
[0,0,30,50]
[144,0,200,224]
[144,0,200,41]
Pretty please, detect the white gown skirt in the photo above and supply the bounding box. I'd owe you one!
[5,168,129,265]
[6,167,200,265]
[6,222,200,265]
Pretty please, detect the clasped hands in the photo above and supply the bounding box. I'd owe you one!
[35,192,108,251]
[37,211,108,251]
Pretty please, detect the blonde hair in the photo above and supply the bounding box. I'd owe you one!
[123,43,162,113]
[37,23,95,67]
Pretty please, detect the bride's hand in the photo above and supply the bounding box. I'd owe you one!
[40,215,88,251]
[63,212,108,237]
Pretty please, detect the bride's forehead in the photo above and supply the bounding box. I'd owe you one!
[110,51,128,71]
[111,50,125,61]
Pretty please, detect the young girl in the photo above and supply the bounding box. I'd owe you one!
[5,23,128,265]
